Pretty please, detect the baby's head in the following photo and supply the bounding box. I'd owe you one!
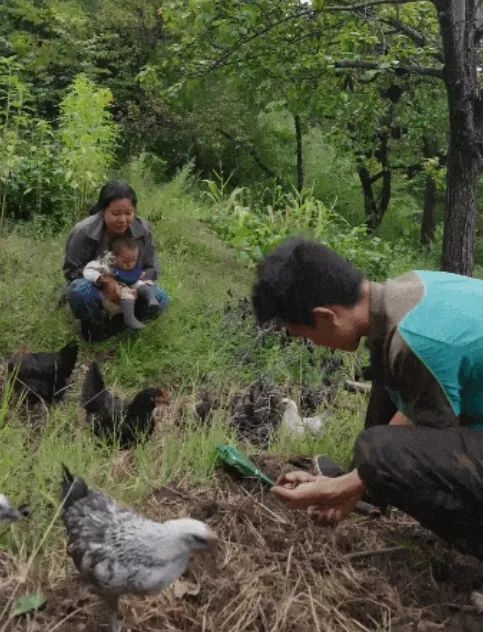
[111,235,139,271]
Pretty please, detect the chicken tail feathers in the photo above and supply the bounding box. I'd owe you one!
[58,341,79,379]
[61,464,88,511]
[81,362,106,413]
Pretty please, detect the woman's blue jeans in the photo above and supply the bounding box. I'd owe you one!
[67,278,170,323]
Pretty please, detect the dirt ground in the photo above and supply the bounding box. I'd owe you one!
[2,457,483,632]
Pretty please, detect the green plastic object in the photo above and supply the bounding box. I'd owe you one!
[216,444,275,487]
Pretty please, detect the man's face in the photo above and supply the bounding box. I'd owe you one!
[287,307,361,351]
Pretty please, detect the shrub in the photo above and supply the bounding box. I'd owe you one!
[0,60,121,228]
[0,57,62,224]
[58,74,119,218]
[204,177,395,280]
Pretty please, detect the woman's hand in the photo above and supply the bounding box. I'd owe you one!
[99,275,121,304]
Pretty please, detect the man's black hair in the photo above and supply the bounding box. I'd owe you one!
[252,237,365,325]
[111,235,139,255]
[90,181,137,215]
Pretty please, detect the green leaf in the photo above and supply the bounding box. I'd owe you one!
[13,593,47,616]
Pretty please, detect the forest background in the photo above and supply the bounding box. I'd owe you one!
[1,0,482,275]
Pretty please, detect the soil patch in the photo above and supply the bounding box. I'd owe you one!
[2,469,483,631]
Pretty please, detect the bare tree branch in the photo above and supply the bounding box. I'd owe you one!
[185,2,443,80]
[331,0,444,62]
[335,59,443,78]
[217,129,284,182]
[327,0,424,11]
[382,17,443,61]
[207,8,318,72]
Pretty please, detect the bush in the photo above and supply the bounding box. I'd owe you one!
[59,74,119,218]
[0,58,120,228]
[0,57,63,223]
[203,177,396,280]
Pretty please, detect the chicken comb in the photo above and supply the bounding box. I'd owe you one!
[159,389,170,403]
[216,444,275,487]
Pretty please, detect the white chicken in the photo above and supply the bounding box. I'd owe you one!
[280,397,329,435]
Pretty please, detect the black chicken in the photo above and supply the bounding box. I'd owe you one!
[81,362,169,448]
[8,341,78,404]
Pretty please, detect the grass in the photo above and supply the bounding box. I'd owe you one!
[0,167,368,627]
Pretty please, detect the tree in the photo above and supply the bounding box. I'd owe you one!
[163,0,481,272]
[435,0,482,274]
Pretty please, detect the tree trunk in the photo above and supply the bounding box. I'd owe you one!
[356,124,392,233]
[294,113,304,192]
[421,175,437,247]
[420,137,438,247]
[437,0,482,275]
[378,128,392,222]
[356,160,378,231]
[217,128,282,183]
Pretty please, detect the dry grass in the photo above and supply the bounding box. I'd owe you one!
[1,467,483,632]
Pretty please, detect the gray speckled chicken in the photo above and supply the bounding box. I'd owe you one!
[61,465,217,632]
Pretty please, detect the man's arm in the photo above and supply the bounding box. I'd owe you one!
[389,411,412,426]
[365,382,397,428]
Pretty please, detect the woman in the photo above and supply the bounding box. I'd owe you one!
[64,181,169,341]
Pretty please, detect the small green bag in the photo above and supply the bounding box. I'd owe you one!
[216,444,275,487]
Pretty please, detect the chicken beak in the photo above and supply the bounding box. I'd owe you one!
[205,529,219,552]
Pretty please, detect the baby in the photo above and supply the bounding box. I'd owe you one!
[83,235,158,330]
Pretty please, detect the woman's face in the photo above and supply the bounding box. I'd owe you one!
[103,198,136,235]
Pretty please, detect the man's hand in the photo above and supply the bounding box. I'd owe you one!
[389,411,412,426]
[99,275,121,304]
[275,470,317,489]
[271,469,366,524]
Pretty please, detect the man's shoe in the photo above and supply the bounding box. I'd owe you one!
[314,455,346,477]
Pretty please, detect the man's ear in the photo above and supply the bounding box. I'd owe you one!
[312,306,336,327]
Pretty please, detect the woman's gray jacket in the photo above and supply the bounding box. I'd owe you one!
[63,212,160,283]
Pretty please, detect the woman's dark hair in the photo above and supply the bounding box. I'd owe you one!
[89,181,137,215]
[252,237,364,326]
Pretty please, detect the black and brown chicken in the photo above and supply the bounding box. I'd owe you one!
[61,465,217,632]
[81,362,169,448]
[7,341,78,404]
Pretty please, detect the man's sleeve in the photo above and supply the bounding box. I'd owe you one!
[388,330,459,428]
[141,222,160,282]
[365,382,397,429]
